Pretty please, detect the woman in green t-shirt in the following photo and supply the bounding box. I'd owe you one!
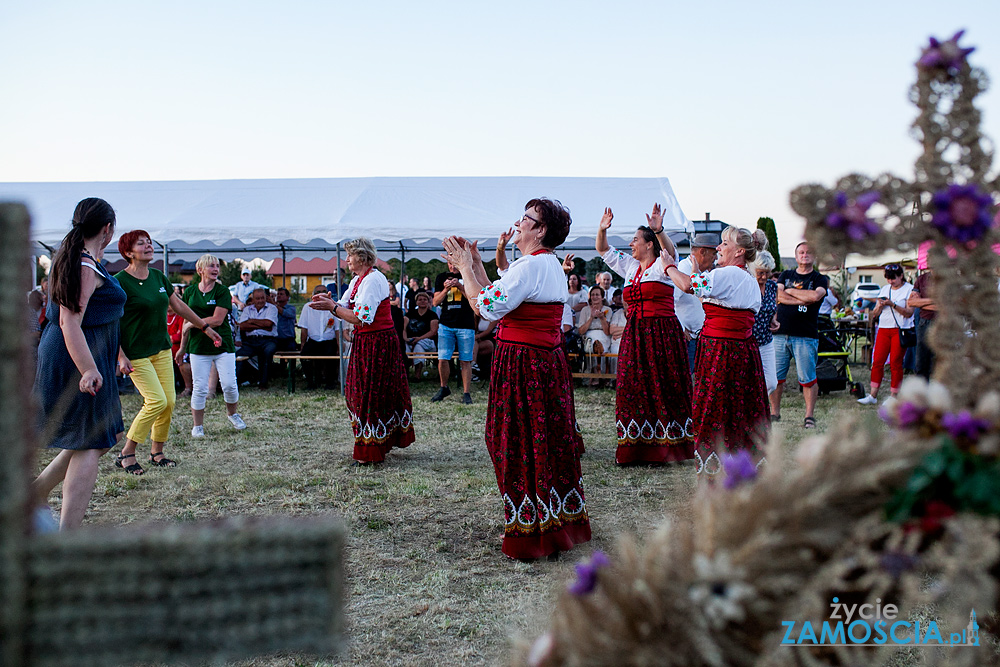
[177,254,246,438]
[113,231,222,475]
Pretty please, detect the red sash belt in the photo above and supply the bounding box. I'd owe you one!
[353,298,395,334]
[701,302,755,339]
[496,302,563,349]
[622,280,675,319]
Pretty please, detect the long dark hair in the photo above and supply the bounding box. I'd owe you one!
[636,226,662,257]
[50,198,115,313]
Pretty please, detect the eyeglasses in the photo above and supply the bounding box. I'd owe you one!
[520,213,542,226]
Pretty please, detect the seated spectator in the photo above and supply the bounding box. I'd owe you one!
[566,272,589,312]
[473,314,497,381]
[297,285,339,390]
[576,285,612,382]
[237,287,279,389]
[274,287,297,353]
[404,291,439,378]
[607,296,627,377]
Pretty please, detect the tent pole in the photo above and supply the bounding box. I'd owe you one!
[399,241,405,296]
[281,244,287,289]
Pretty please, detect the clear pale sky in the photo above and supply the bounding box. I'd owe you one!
[2,1,997,257]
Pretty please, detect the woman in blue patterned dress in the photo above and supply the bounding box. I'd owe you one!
[32,198,127,530]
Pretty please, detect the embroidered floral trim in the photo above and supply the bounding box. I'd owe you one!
[348,408,413,443]
[478,282,509,313]
[353,302,374,325]
[690,271,712,298]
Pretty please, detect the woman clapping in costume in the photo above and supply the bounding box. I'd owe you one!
[443,198,591,561]
[310,238,414,464]
[596,204,694,465]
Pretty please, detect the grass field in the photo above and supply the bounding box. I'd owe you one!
[41,366,878,666]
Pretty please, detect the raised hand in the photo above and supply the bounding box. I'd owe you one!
[310,293,336,312]
[660,248,677,269]
[562,253,576,273]
[497,227,515,251]
[468,239,482,264]
[646,203,665,232]
[599,207,614,231]
[443,236,473,271]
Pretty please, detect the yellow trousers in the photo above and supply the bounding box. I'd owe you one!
[126,348,177,444]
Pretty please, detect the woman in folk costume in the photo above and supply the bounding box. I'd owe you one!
[310,238,414,463]
[664,226,770,475]
[596,204,694,465]
[442,198,590,561]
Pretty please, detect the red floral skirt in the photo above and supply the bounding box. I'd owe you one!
[486,339,591,559]
[691,334,769,474]
[346,328,414,462]
[615,315,694,464]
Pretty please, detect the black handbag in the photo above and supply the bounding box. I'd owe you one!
[889,304,916,348]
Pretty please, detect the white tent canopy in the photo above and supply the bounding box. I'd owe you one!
[0,176,693,262]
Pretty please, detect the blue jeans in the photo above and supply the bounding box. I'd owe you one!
[773,334,818,387]
[437,324,475,362]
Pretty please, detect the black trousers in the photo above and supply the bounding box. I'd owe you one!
[302,338,339,389]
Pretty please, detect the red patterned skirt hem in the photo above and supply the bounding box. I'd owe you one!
[346,329,414,463]
[691,334,769,466]
[614,315,694,465]
[502,521,592,560]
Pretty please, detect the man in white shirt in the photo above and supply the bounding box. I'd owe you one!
[675,233,720,370]
[297,285,339,390]
[596,272,617,306]
[230,267,263,311]
[237,288,279,389]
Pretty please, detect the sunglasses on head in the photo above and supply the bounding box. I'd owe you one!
[885,264,901,271]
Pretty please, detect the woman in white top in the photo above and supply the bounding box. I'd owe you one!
[665,226,770,475]
[576,286,612,380]
[566,273,589,312]
[597,204,694,465]
[857,264,915,405]
[310,238,414,463]
[442,197,590,561]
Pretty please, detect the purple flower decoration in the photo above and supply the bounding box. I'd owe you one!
[568,551,610,596]
[722,451,757,490]
[930,184,995,243]
[917,30,975,72]
[825,191,882,240]
[941,410,991,441]
[881,401,927,428]
[880,551,919,578]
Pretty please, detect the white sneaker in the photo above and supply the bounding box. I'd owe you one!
[191,425,205,438]
[228,413,247,430]
[857,394,878,405]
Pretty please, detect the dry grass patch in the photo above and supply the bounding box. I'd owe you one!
[36,368,881,666]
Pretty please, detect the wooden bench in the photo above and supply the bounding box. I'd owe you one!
[272,350,464,393]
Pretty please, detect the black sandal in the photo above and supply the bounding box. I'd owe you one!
[149,452,178,467]
[114,452,145,476]
[803,417,817,429]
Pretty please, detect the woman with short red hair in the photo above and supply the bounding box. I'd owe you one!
[113,230,221,474]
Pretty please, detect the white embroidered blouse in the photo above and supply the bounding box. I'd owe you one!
[601,247,673,286]
[337,269,390,326]
[476,253,568,321]
[689,265,761,314]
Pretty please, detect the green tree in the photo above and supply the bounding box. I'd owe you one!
[756,217,782,271]
[217,260,272,289]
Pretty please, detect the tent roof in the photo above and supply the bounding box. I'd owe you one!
[0,176,693,261]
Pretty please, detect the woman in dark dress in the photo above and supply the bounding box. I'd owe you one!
[596,204,694,465]
[31,198,127,530]
[310,238,415,463]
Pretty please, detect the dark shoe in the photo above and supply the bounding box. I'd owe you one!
[114,452,145,476]
[149,452,178,467]
[770,414,781,423]
[803,417,817,429]
[431,386,451,402]
[462,393,472,405]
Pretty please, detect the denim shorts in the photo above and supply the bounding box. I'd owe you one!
[773,334,819,387]
[437,324,475,362]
